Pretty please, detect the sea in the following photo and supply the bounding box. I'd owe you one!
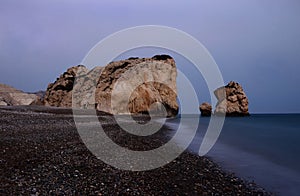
[166,114,300,195]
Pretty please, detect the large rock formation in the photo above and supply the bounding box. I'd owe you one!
[199,102,212,116]
[0,84,39,106]
[214,81,249,116]
[44,55,179,117]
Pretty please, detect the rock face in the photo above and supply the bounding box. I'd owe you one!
[44,55,179,117]
[44,65,88,107]
[0,97,8,106]
[214,81,249,116]
[199,102,212,116]
[0,84,39,106]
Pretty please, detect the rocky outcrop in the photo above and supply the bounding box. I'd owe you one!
[95,55,178,117]
[199,102,212,116]
[214,81,249,116]
[0,84,38,106]
[45,55,179,117]
[44,65,88,107]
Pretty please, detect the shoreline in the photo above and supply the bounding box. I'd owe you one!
[0,106,271,195]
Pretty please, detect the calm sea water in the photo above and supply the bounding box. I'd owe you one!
[166,114,300,195]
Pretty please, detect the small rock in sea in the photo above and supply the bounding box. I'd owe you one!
[199,102,212,116]
[214,81,249,116]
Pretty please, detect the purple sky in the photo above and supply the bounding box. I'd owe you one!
[1,0,300,113]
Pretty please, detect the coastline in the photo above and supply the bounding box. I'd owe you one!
[0,106,271,195]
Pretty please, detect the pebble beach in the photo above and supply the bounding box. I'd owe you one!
[0,106,271,195]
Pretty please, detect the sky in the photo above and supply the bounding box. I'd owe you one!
[0,0,300,113]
